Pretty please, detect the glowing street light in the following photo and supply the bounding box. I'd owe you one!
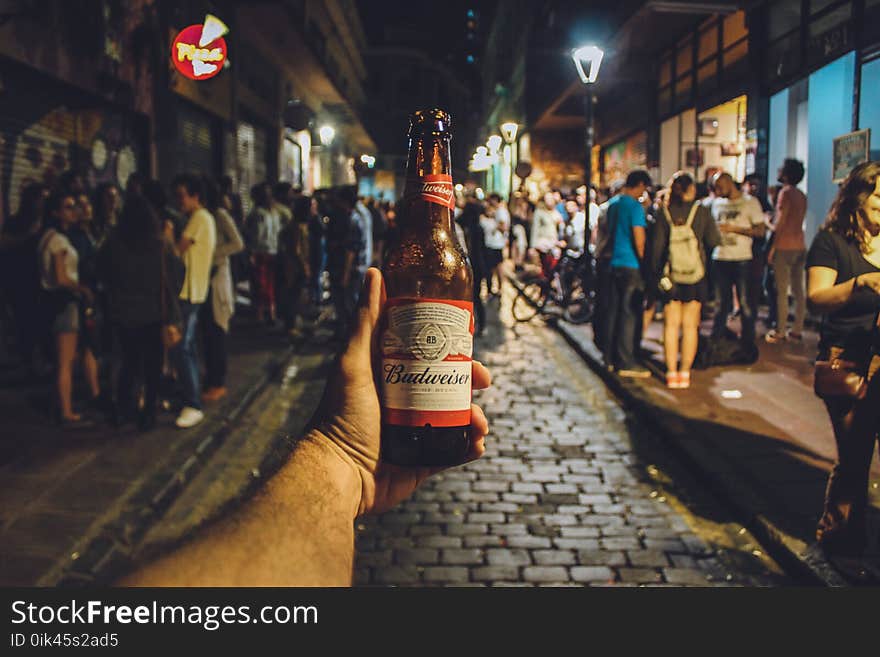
[500,122,519,202]
[500,122,518,144]
[318,124,336,146]
[486,134,502,154]
[360,154,376,168]
[571,44,604,191]
[571,45,604,84]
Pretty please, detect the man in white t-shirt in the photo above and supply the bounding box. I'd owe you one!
[172,174,217,428]
[709,172,766,345]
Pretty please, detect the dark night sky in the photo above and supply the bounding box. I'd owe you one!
[356,0,496,61]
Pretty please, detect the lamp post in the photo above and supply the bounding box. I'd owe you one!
[500,121,518,204]
[571,45,603,192]
[318,125,336,187]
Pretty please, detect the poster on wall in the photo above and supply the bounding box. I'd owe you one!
[832,129,871,183]
[602,132,647,184]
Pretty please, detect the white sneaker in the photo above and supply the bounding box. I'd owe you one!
[175,406,204,429]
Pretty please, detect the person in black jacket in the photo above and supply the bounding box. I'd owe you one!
[98,195,183,431]
[456,197,487,336]
[649,172,721,389]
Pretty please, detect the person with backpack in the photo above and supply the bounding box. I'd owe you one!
[650,172,721,389]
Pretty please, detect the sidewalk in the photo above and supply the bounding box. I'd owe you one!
[509,272,880,585]
[0,317,308,586]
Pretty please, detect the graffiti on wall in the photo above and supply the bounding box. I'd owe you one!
[2,105,142,217]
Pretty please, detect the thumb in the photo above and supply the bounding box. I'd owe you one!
[344,267,383,365]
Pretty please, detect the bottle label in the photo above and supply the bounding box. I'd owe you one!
[405,174,456,210]
[380,297,474,427]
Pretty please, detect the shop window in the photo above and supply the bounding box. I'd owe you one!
[810,0,838,14]
[867,0,880,42]
[676,37,693,76]
[807,4,852,65]
[768,0,801,41]
[659,58,672,87]
[674,75,693,108]
[722,11,747,49]
[698,60,718,92]
[723,40,748,69]
[658,86,672,116]
[765,31,802,84]
[699,23,718,63]
[808,3,851,38]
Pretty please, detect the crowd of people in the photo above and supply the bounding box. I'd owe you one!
[497,160,880,558]
[0,171,392,432]
[486,160,813,389]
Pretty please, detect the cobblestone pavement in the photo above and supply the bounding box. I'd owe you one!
[355,295,782,587]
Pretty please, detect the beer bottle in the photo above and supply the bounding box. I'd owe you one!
[380,108,474,466]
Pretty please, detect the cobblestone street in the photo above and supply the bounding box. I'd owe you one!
[355,293,783,586]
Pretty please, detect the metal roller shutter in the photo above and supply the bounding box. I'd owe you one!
[236,119,268,216]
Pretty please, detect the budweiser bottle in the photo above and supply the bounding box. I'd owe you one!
[380,108,474,466]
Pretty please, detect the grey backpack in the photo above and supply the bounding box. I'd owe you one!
[663,202,704,285]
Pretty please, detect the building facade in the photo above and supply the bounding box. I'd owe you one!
[476,0,880,243]
[0,0,376,221]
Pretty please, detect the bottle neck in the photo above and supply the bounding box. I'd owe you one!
[405,134,452,180]
[402,134,455,227]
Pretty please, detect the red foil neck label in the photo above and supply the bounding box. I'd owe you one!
[406,174,455,210]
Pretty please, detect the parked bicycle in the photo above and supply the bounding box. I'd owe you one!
[511,250,595,324]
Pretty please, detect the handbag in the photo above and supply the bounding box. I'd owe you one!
[160,245,183,349]
[813,358,868,400]
[814,312,880,399]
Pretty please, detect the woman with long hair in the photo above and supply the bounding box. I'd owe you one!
[38,192,100,426]
[806,161,880,557]
[99,195,182,430]
[649,172,721,389]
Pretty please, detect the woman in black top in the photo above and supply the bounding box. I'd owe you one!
[806,161,880,556]
[99,195,183,431]
[650,172,721,389]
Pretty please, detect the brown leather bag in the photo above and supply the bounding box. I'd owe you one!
[813,358,868,400]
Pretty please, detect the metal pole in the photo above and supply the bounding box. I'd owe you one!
[508,142,515,204]
[584,88,594,191]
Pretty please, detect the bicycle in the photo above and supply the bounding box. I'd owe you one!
[511,250,596,324]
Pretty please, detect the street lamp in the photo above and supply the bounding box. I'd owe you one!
[486,134,502,154]
[571,45,603,191]
[318,124,336,146]
[500,121,518,203]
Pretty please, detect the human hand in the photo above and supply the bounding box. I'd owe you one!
[856,272,880,295]
[307,267,491,516]
[718,223,734,234]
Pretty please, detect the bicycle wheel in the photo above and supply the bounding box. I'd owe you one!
[512,282,544,322]
[563,293,594,324]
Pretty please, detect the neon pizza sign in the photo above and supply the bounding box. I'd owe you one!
[171,14,229,80]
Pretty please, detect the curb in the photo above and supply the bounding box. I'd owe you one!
[507,272,845,586]
[39,345,298,587]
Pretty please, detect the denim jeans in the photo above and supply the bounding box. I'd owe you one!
[172,301,202,410]
[601,267,644,370]
[711,259,755,344]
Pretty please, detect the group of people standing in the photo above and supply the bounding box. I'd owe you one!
[591,160,812,389]
[0,169,390,433]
